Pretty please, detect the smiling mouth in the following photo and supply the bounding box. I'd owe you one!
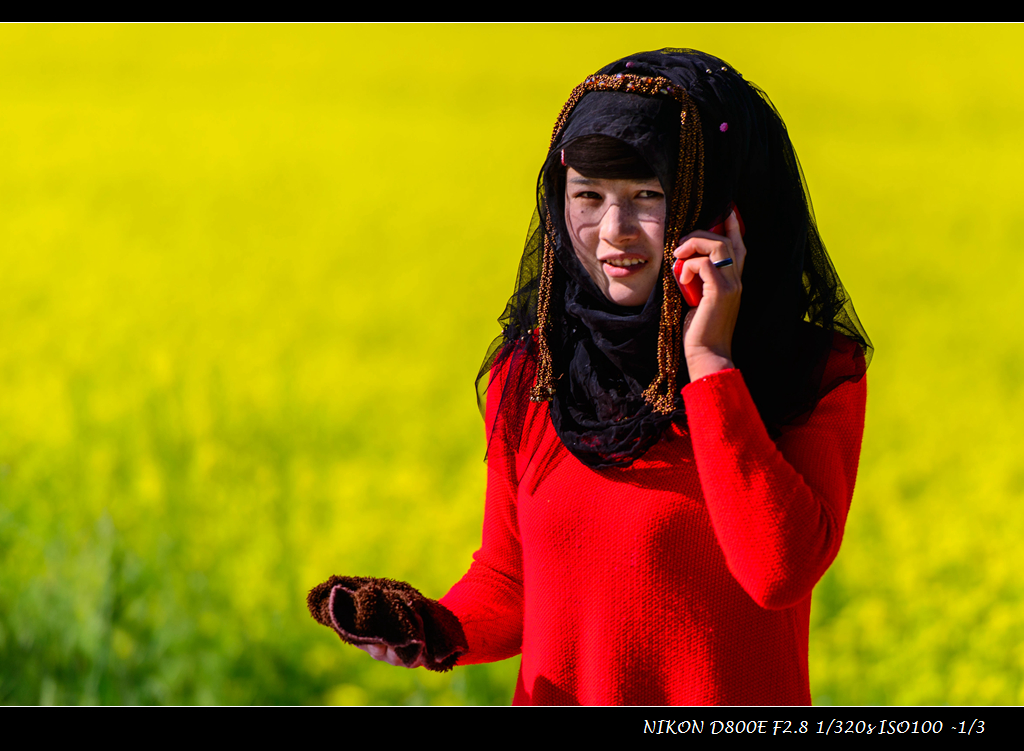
[603,258,647,268]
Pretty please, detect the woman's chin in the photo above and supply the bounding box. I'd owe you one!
[603,281,655,307]
[598,276,655,305]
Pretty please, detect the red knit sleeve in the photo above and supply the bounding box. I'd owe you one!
[439,359,526,665]
[681,348,867,611]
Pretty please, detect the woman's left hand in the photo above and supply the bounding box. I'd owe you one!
[672,209,746,382]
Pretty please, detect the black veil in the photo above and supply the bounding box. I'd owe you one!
[477,49,871,471]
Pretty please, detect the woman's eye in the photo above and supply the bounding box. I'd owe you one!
[638,190,664,199]
[574,191,602,200]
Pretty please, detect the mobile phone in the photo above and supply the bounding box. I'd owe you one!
[674,204,745,307]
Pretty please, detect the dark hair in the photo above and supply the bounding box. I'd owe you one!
[562,135,656,180]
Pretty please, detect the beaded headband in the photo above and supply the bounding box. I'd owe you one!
[529,74,705,414]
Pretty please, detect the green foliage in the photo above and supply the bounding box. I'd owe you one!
[1,24,1022,704]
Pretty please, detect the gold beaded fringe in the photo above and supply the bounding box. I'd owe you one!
[528,214,558,403]
[530,73,705,412]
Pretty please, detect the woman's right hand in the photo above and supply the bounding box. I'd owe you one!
[357,643,425,668]
[308,575,467,672]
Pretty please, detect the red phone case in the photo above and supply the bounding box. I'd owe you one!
[674,205,745,307]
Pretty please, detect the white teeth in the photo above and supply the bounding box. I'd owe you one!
[604,258,646,267]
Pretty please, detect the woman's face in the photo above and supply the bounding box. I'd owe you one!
[564,167,666,307]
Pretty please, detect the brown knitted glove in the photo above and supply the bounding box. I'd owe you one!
[307,575,467,672]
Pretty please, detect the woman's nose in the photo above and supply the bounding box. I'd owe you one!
[600,203,640,244]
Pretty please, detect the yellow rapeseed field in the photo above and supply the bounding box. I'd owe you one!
[1,24,1022,705]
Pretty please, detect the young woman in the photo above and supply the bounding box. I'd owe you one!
[308,48,871,706]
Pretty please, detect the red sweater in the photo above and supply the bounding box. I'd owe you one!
[440,345,867,705]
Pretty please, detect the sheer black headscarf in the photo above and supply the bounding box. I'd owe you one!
[478,49,871,470]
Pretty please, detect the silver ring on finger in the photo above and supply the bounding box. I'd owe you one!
[713,257,734,269]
